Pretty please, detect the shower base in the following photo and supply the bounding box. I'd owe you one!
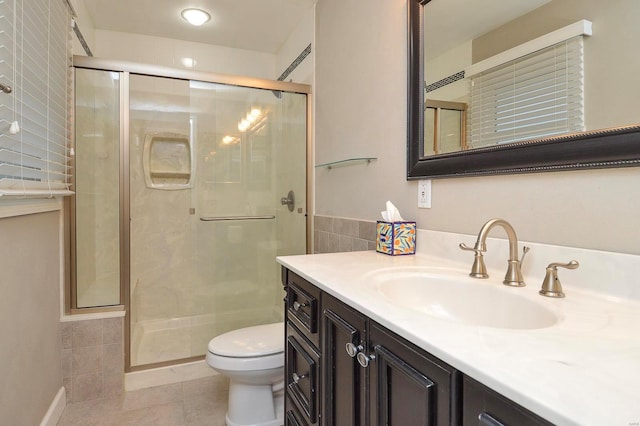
[130,307,282,367]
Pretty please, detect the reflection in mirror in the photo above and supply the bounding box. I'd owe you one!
[407,0,640,179]
[424,100,466,155]
[423,0,640,156]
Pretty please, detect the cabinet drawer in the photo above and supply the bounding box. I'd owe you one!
[286,271,320,347]
[286,332,320,425]
[462,376,552,426]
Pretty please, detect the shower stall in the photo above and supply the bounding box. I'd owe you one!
[71,57,310,369]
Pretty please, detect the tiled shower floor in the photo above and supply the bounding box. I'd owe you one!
[57,375,228,426]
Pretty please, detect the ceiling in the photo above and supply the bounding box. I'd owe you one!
[82,0,316,54]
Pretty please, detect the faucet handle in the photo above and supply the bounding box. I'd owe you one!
[539,260,579,298]
[520,246,531,267]
[548,260,579,271]
[459,243,483,254]
[459,243,489,278]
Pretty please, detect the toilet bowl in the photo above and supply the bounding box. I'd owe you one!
[206,322,285,426]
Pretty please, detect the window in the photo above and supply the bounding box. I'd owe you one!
[0,0,73,198]
[468,36,585,148]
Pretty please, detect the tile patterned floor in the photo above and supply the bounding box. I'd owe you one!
[57,375,228,426]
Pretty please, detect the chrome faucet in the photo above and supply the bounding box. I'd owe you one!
[459,218,529,287]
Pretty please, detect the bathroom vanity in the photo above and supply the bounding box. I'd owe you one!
[282,269,550,426]
[278,229,640,426]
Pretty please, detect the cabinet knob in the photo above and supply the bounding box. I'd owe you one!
[292,372,307,384]
[292,300,307,311]
[345,342,363,358]
[356,351,375,368]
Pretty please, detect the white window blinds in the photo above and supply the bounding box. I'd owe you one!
[468,36,585,149]
[0,0,73,198]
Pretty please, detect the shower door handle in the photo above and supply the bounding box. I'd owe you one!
[280,190,295,212]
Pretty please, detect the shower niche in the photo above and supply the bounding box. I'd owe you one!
[142,132,193,190]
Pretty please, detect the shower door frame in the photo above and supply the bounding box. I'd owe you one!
[70,55,313,372]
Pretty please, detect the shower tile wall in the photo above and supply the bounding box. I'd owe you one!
[61,317,124,403]
[313,215,377,253]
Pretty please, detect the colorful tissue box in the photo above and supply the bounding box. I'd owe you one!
[376,221,416,255]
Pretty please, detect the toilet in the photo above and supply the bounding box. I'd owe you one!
[206,322,285,426]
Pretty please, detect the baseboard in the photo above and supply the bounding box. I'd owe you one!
[39,387,66,426]
[125,359,217,391]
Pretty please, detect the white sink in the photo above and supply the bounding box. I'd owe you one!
[367,267,558,330]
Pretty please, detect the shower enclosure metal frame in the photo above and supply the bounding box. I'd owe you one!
[69,55,313,372]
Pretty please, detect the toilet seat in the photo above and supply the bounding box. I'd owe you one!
[207,322,284,371]
[206,351,284,371]
[208,322,283,357]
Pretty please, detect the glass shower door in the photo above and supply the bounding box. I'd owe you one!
[73,68,121,309]
[128,74,307,367]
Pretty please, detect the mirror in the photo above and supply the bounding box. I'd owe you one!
[408,0,640,179]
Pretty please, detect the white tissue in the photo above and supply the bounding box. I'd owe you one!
[380,200,404,222]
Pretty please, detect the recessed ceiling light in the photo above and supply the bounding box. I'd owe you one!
[181,8,211,26]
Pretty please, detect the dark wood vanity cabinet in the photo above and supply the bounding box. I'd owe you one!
[322,292,458,426]
[282,267,553,426]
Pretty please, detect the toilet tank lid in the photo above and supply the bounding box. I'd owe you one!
[207,322,284,357]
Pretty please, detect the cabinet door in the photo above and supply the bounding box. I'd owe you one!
[322,293,368,426]
[368,322,459,426]
[462,375,553,426]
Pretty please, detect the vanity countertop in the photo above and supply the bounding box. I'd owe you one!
[276,230,640,426]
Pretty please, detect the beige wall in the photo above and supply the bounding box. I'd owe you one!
[276,5,315,84]
[315,0,640,255]
[0,211,62,425]
[315,0,416,222]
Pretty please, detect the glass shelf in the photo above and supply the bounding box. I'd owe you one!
[315,157,377,170]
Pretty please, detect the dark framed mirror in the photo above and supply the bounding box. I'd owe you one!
[407,0,640,179]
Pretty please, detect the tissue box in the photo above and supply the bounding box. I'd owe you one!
[376,221,416,255]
